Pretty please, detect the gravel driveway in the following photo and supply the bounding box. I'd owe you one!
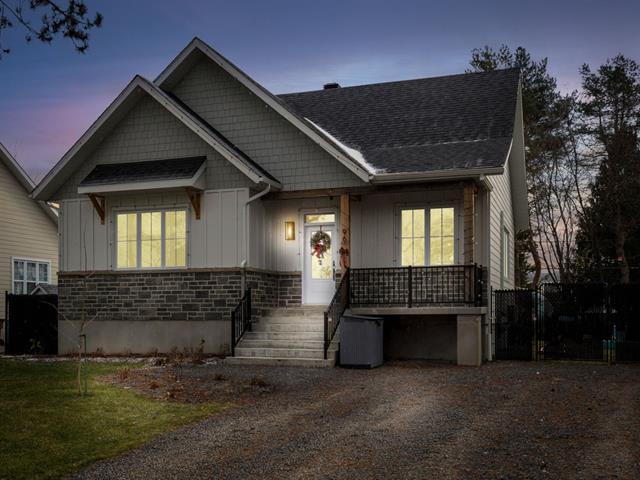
[74,361,640,480]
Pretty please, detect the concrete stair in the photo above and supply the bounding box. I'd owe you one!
[225,306,338,367]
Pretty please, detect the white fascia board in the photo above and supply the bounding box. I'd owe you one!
[155,38,371,183]
[371,166,504,184]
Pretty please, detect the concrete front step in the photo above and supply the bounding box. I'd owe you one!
[234,347,335,359]
[242,331,326,341]
[262,306,326,317]
[225,356,336,368]
[239,339,325,349]
[256,316,324,324]
[252,323,324,333]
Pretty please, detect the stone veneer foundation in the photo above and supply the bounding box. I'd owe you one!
[57,268,303,354]
[59,268,302,322]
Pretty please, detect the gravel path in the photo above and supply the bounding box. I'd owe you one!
[74,361,640,480]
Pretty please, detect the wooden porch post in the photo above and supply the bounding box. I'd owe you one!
[340,194,351,270]
[463,182,476,264]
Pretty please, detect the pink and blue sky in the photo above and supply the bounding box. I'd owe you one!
[1,0,638,181]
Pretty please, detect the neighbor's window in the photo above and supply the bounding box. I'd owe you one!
[502,227,510,280]
[401,209,425,266]
[116,210,187,269]
[13,259,50,294]
[429,207,455,266]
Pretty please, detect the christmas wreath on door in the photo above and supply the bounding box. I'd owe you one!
[310,230,331,264]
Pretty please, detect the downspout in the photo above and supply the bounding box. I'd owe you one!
[241,182,271,291]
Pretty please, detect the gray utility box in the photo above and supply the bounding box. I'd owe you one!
[339,313,384,368]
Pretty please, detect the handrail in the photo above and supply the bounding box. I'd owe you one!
[323,268,350,360]
[230,288,252,356]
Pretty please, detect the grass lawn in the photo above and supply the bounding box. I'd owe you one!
[0,359,225,480]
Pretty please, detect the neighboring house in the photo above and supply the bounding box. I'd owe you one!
[32,38,527,365]
[0,142,59,351]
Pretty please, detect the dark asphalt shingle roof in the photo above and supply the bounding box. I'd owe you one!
[79,157,205,186]
[279,68,519,174]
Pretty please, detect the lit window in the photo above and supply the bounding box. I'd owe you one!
[13,259,50,294]
[116,210,187,269]
[429,207,455,265]
[165,211,187,267]
[141,212,162,268]
[116,213,138,269]
[401,209,425,266]
[304,213,335,224]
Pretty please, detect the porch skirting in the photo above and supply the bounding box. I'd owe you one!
[57,268,301,354]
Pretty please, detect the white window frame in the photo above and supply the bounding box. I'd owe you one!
[502,226,510,282]
[395,204,461,267]
[11,257,52,294]
[113,208,189,270]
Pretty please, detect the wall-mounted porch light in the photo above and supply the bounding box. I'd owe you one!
[285,221,296,240]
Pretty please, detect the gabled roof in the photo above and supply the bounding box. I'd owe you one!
[154,37,372,181]
[279,68,520,177]
[0,142,58,223]
[32,76,281,201]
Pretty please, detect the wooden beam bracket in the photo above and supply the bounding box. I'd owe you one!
[185,187,202,220]
[88,194,106,224]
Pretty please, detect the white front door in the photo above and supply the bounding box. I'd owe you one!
[303,223,336,305]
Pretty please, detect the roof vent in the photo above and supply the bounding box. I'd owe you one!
[323,82,340,90]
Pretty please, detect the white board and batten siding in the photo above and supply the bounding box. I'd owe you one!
[59,188,248,271]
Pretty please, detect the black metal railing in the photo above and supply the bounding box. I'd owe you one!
[349,264,484,307]
[230,288,251,356]
[323,268,350,359]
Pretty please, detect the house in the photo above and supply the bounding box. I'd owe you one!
[32,38,527,366]
[0,142,59,351]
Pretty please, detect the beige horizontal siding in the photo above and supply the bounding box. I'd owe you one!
[0,160,58,316]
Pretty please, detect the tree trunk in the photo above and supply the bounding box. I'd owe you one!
[529,234,542,286]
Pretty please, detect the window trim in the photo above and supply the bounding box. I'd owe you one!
[11,257,52,294]
[113,207,189,271]
[395,203,461,267]
[502,225,510,282]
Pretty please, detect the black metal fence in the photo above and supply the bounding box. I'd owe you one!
[5,293,58,355]
[349,264,484,307]
[494,283,640,362]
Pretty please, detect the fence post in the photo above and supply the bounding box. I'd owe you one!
[407,265,413,308]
